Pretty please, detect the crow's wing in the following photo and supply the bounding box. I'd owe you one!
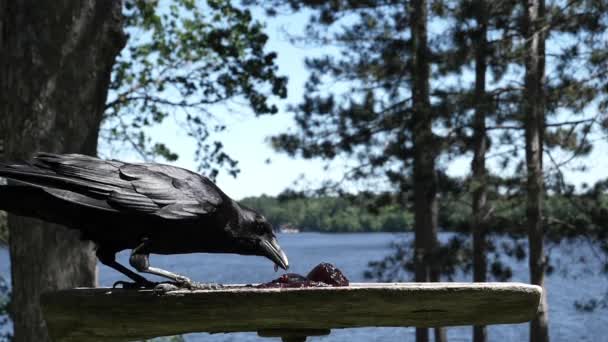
[0,153,223,220]
[114,163,224,219]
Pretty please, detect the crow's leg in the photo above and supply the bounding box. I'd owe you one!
[129,240,222,290]
[130,238,193,284]
[129,253,222,290]
[96,249,155,288]
[129,253,192,284]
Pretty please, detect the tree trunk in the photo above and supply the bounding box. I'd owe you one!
[410,0,443,341]
[0,1,126,341]
[472,2,489,342]
[521,0,550,341]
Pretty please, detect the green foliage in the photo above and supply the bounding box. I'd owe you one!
[104,0,287,179]
[243,191,608,236]
[366,188,608,283]
[240,195,413,233]
[262,0,438,193]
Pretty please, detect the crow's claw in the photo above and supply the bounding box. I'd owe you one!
[113,278,223,291]
[174,275,192,285]
[163,280,223,291]
[112,280,157,289]
[153,283,180,294]
[189,282,223,290]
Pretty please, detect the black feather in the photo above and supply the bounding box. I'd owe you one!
[0,153,286,279]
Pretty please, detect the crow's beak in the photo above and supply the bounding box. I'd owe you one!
[261,237,289,270]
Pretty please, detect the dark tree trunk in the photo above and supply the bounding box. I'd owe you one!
[0,1,125,341]
[471,2,489,342]
[410,0,443,341]
[521,0,550,341]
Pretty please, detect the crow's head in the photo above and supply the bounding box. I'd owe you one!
[234,205,289,270]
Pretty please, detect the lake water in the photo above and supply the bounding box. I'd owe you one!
[0,232,606,341]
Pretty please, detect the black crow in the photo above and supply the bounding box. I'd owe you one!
[0,153,288,288]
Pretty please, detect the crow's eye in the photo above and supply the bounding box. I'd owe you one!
[254,215,268,234]
[255,222,267,234]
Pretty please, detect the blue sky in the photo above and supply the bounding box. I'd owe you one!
[103,6,608,201]
[103,9,344,200]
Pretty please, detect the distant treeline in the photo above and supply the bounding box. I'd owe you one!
[0,193,601,237]
[240,193,606,236]
[240,195,413,233]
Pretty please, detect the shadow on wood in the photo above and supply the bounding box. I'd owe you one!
[41,282,541,341]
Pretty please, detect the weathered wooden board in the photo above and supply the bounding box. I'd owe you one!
[41,282,541,342]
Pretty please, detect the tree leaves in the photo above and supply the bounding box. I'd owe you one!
[104,0,287,179]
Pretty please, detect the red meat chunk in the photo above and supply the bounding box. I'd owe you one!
[256,263,349,288]
[306,263,349,286]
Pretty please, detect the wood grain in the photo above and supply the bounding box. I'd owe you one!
[41,282,541,341]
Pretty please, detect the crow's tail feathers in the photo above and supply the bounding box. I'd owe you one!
[0,160,47,180]
[0,154,116,197]
[0,160,70,191]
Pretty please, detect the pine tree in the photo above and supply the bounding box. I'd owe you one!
[254,1,451,340]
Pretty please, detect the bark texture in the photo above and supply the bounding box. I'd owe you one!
[409,0,443,341]
[471,2,489,342]
[0,1,125,341]
[521,0,550,341]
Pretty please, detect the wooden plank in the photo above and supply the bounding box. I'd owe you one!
[41,282,541,342]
